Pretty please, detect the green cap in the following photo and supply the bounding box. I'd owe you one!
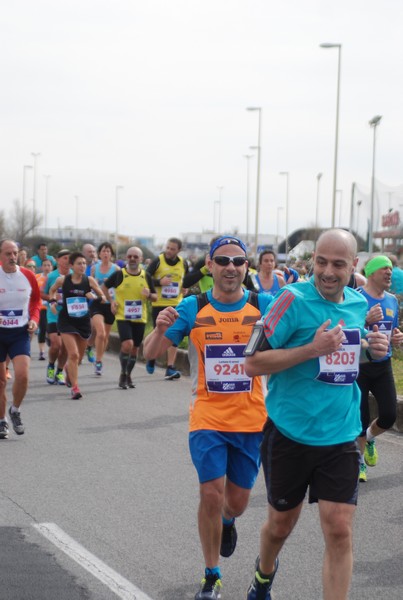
[364,255,393,277]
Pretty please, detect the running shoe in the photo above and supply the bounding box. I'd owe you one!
[95,361,102,376]
[195,573,222,600]
[55,371,66,385]
[39,352,45,361]
[46,365,55,384]
[220,519,237,557]
[71,387,82,400]
[364,440,378,467]
[359,462,367,483]
[126,375,136,389]
[146,360,155,374]
[165,367,181,380]
[119,373,128,389]
[86,346,95,363]
[0,421,9,439]
[6,368,12,380]
[247,557,279,600]
[8,407,25,435]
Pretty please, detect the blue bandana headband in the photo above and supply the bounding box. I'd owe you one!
[209,236,247,258]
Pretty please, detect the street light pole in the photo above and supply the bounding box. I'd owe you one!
[247,107,262,261]
[276,206,284,247]
[320,43,342,228]
[279,172,289,260]
[22,165,33,211]
[31,152,41,213]
[315,172,323,238]
[115,185,124,256]
[75,195,79,247]
[349,182,356,233]
[243,154,254,247]
[368,115,382,255]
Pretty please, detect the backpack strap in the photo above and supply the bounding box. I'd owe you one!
[246,290,259,309]
[196,292,210,312]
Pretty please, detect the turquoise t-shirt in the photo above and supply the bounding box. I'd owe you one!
[263,280,368,446]
[45,269,72,324]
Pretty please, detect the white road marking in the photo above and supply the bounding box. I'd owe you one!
[34,522,154,600]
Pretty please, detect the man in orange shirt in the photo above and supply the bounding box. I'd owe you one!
[143,236,272,600]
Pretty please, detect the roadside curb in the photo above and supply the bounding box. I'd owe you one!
[108,333,403,433]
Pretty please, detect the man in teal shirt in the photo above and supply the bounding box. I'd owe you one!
[244,229,389,600]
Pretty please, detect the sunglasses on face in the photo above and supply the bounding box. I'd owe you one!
[127,255,140,259]
[212,255,247,267]
[26,264,36,268]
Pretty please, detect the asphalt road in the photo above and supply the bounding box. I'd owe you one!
[1,351,403,600]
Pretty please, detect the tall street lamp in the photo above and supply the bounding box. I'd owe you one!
[43,175,51,234]
[276,206,284,247]
[31,152,41,211]
[246,106,262,260]
[356,200,362,236]
[243,154,254,247]
[22,165,33,211]
[279,171,289,259]
[115,185,124,255]
[368,115,382,254]
[349,182,356,233]
[320,42,342,228]
[75,195,79,247]
[315,172,323,238]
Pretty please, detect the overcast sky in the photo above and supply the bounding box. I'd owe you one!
[1,0,402,244]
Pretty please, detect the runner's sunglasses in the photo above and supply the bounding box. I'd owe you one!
[212,255,247,267]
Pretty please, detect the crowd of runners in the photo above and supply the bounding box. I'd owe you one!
[0,231,402,600]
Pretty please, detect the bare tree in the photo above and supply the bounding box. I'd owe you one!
[7,199,43,246]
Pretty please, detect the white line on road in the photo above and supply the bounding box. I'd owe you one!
[34,522,154,600]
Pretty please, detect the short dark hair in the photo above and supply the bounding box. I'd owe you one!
[97,241,115,256]
[259,249,277,265]
[37,242,47,250]
[167,237,182,251]
[69,251,86,265]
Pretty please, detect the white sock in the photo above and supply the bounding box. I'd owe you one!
[10,405,19,414]
[366,427,375,442]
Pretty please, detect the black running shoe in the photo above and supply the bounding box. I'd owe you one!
[246,556,279,600]
[0,421,9,439]
[220,520,237,557]
[119,373,128,389]
[8,407,25,435]
[126,375,136,388]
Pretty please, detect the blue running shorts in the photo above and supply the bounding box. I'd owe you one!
[0,326,30,362]
[189,430,263,488]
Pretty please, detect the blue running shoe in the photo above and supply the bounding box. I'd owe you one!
[146,360,155,374]
[165,367,181,380]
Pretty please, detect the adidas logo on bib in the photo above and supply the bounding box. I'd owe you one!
[222,347,236,357]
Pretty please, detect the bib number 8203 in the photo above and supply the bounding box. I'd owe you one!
[325,351,355,366]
